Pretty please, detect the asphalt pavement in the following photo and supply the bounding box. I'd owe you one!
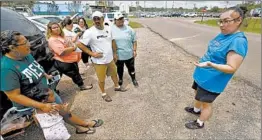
[133,17,261,88]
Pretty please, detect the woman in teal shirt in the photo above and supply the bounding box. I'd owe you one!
[0,30,103,134]
[185,7,248,129]
[111,12,139,87]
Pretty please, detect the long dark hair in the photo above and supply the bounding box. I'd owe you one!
[61,17,73,28]
[78,17,88,29]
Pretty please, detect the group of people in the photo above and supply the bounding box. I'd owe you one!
[0,6,248,139]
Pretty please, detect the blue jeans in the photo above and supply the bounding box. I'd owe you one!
[13,92,63,110]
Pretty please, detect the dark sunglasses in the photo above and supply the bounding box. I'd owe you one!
[93,17,101,21]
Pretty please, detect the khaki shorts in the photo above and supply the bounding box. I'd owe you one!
[93,60,117,82]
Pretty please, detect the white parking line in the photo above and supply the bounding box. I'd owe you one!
[169,34,201,41]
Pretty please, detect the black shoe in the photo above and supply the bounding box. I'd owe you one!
[185,120,204,129]
[115,86,127,92]
[132,79,139,87]
[79,84,93,91]
[184,107,201,116]
[118,80,123,86]
[102,94,112,102]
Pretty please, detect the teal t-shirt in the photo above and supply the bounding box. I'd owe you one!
[1,54,49,101]
[111,25,137,60]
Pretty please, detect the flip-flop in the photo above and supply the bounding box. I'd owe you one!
[91,119,104,128]
[76,127,96,134]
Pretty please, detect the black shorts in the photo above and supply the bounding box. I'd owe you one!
[192,81,220,103]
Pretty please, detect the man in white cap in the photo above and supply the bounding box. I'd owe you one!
[76,11,126,102]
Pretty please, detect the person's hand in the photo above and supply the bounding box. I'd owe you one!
[194,61,212,68]
[40,103,57,114]
[77,32,82,36]
[113,53,118,62]
[92,52,103,58]
[133,50,137,58]
[45,74,53,80]
[52,103,70,115]
[46,89,55,103]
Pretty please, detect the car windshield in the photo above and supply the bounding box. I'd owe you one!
[32,17,50,25]
[1,8,42,37]
[107,13,114,18]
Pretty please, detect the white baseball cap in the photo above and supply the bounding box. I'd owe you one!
[92,11,103,19]
[114,12,124,20]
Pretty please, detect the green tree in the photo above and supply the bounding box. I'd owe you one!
[210,6,220,12]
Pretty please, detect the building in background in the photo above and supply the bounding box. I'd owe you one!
[119,3,130,14]
[32,2,86,16]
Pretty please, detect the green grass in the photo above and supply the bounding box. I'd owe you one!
[195,18,261,34]
[85,19,143,29]
[129,21,144,28]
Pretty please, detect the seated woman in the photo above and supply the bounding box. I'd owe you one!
[47,22,92,91]
[0,30,103,134]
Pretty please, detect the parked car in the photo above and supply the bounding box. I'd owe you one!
[14,6,34,17]
[212,13,221,18]
[188,12,197,18]
[103,12,129,26]
[182,12,190,17]
[172,12,182,17]
[1,7,55,122]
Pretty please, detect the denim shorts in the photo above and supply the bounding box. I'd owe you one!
[13,91,63,110]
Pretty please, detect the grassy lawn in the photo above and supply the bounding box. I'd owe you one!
[195,18,261,34]
[85,19,143,29]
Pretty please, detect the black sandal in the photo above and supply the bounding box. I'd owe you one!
[91,119,104,128]
[76,127,96,134]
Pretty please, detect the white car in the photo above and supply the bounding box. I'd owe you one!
[188,12,197,18]
[103,12,129,26]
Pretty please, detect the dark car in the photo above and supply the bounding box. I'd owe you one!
[0,7,55,120]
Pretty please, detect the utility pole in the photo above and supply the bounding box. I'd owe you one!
[172,1,174,11]
[144,1,145,12]
[165,1,167,12]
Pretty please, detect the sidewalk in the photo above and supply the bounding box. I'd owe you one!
[12,28,261,140]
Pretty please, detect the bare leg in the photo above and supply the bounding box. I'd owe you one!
[199,102,212,121]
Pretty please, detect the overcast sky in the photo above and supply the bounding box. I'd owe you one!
[41,1,244,9]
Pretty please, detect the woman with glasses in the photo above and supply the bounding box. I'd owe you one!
[184,6,248,129]
[47,22,93,91]
[111,12,139,87]
[0,30,103,135]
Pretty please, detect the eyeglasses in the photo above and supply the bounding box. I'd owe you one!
[16,40,29,46]
[217,16,240,25]
[93,17,101,21]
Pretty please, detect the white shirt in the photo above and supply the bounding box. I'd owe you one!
[63,28,82,52]
[79,26,114,64]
